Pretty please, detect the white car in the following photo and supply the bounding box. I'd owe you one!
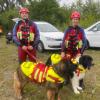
[34,21,64,52]
[85,21,100,47]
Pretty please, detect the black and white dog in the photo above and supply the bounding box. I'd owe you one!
[46,55,93,94]
[69,55,93,94]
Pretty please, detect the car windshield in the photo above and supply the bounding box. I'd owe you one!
[36,23,59,32]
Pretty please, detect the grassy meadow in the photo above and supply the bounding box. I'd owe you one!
[0,36,100,100]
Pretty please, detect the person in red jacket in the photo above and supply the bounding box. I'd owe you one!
[61,11,87,60]
[13,7,40,64]
[61,11,87,88]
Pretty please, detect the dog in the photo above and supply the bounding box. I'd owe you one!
[67,55,93,94]
[13,54,69,100]
[13,54,93,100]
[46,54,93,94]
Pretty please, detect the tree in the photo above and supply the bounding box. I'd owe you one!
[69,0,100,28]
[0,8,18,33]
[29,0,67,27]
[0,0,16,12]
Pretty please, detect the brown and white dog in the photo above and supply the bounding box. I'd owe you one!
[13,54,69,100]
[13,54,93,100]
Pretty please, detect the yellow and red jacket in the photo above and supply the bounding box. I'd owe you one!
[17,20,35,45]
[21,62,64,84]
[13,19,40,47]
[61,26,87,58]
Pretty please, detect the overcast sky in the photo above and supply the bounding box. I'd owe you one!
[60,0,75,5]
[59,0,99,6]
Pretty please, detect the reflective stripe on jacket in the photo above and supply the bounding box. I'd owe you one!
[61,26,87,57]
[13,19,40,47]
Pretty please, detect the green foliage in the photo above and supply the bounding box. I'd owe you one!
[0,8,18,34]
[76,0,100,28]
[80,13,96,28]
[29,0,63,25]
[0,0,100,34]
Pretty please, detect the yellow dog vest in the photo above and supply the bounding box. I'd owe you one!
[21,62,64,83]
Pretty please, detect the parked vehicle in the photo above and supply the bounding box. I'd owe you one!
[85,21,100,47]
[6,31,13,44]
[35,21,64,52]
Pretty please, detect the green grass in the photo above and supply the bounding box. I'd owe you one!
[0,36,100,100]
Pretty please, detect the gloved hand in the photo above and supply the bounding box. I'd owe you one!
[22,46,27,51]
[61,52,65,58]
[61,52,71,60]
[27,46,33,50]
[65,54,71,60]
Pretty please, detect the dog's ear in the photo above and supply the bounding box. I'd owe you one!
[79,55,93,69]
[45,56,52,66]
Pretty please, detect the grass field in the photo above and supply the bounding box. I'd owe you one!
[0,36,100,100]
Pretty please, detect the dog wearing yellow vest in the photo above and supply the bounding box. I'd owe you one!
[46,54,93,95]
[13,54,69,100]
[13,54,93,100]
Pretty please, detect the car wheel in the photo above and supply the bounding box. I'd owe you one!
[37,41,44,52]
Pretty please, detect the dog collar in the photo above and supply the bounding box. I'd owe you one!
[78,65,86,73]
[75,65,87,76]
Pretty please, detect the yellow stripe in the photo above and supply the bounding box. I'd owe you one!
[38,72,43,83]
[30,33,35,41]
[34,69,40,80]
[43,67,47,78]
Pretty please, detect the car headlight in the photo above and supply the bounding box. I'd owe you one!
[45,37,56,41]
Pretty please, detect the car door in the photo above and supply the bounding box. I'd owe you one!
[87,23,100,47]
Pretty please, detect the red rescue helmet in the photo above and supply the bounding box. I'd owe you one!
[19,7,29,14]
[70,11,80,19]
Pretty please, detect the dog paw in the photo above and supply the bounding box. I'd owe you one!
[77,86,83,91]
[74,90,80,94]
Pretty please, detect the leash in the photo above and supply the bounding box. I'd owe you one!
[25,49,41,62]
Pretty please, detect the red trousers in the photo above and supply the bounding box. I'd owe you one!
[18,46,36,64]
